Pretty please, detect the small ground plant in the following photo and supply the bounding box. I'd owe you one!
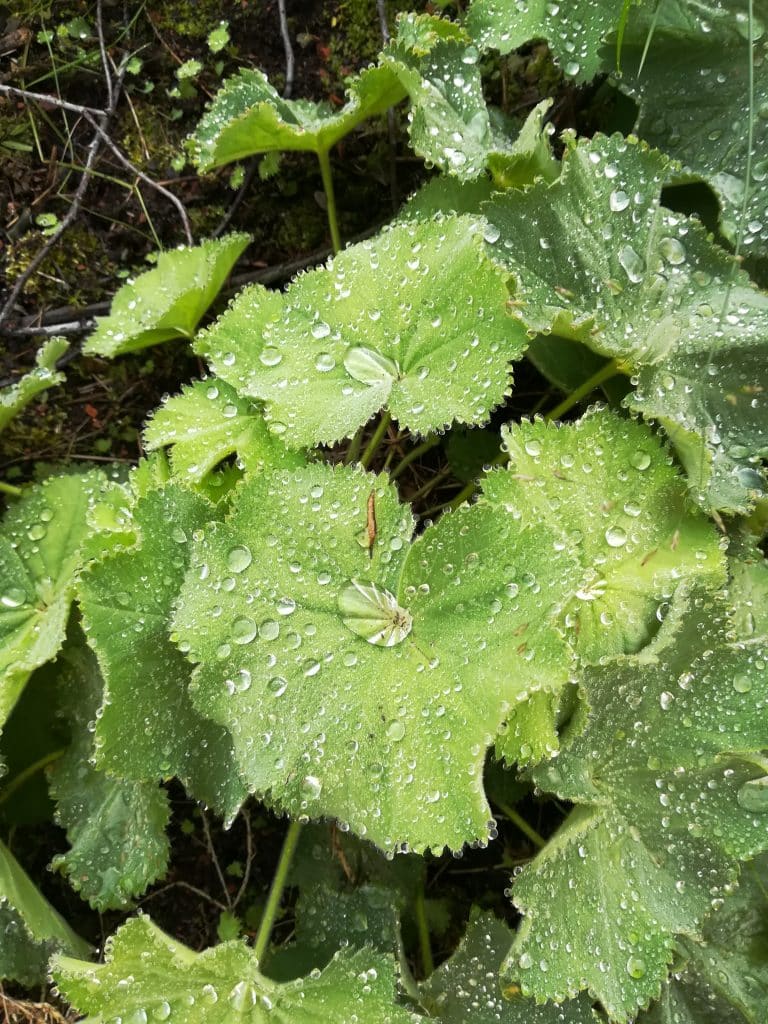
[1,3,767,1022]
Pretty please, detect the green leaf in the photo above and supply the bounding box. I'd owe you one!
[0,837,90,985]
[615,0,768,258]
[0,471,107,728]
[48,628,171,910]
[52,915,418,1023]
[498,408,725,661]
[726,535,768,642]
[84,233,250,357]
[384,14,491,180]
[642,857,768,1024]
[486,99,560,189]
[420,908,599,1022]
[143,379,303,485]
[172,460,582,853]
[190,64,406,170]
[504,589,768,1020]
[484,132,768,512]
[78,482,246,821]
[0,337,67,432]
[466,0,621,82]
[198,215,522,446]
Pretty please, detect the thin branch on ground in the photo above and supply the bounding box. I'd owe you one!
[200,808,233,909]
[234,805,255,908]
[95,0,114,111]
[277,0,295,99]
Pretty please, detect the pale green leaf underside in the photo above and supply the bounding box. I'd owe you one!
[143,378,302,485]
[0,337,67,432]
[190,64,406,170]
[643,857,768,1024]
[173,460,579,853]
[78,483,246,822]
[497,408,725,662]
[466,0,618,82]
[614,0,768,258]
[421,908,599,1022]
[84,233,250,356]
[0,838,90,985]
[484,132,768,512]
[52,915,417,1024]
[0,470,107,728]
[49,630,170,910]
[505,591,768,1020]
[198,214,522,446]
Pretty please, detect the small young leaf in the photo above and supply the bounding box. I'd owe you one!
[0,838,90,985]
[0,471,107,727]
[84,233,250,357]
[48,628,171,911]
[0,337,67,432]
[198,214,522,446]
[143,378,303,485]
[78,483,246,821]
[52,915,418,1023]
[504,590,768,1020]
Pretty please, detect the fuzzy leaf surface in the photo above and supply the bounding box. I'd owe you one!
[198,215,521,446]
[173,461,579,853]
[48,629,170,910]
[643,857,768,1024]
[422,908,599,1022]
[504,592,768,1020]
[0,838,90,985]
[143,379,302,485]
[78,483,246,821]
[190,65,405,169]
[0,471,106,727]
[616,0,768,258]
[498,409,724,661]
[84,233,249,356]
[52,915,418,1023]
[0,337,67,432]
[485,132,768,512]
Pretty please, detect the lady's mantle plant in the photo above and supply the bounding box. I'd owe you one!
[0,4,767,1023]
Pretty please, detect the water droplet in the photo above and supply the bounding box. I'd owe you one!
[314,352,336,372]
[609,190,630,212]
[260,619,280,641]
[227,546,252,573]
[630,451,651,471]
[386,720,406,742]
[605,526,628,548]
[737,777,768,812]
[302,775,323,799]
[311,321,331,339]
[232,617,258,645]
[259,346,282,367]
[1,588,26,609]
[626,956,646,979]
[733,673,752,693]
[343,346,399,386]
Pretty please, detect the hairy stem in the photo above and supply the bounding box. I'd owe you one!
[390,436,440,480]
[544,358,621,422]
[253,819,302,964]
[0,482,23,498]
[414,884,434,977]
[0,748,66,806]
[493,797,546,849]
[359,410,393,469]
[317,147,342,254]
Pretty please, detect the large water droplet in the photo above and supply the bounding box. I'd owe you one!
[227,546,252,573]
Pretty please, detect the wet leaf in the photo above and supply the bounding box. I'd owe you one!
[78,482,246,821]
[0,337,67,432]
[52,915,419,1023]
[48,627,170,911]
[504,589,768,1020]
[198,214,522,446]
[84,233,250,356]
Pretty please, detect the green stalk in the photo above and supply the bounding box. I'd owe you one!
[359,411,392,469]
[493,797,546,850]
[0,481,23,498]
[317,147,342,254]
[390,436,440,480]
[344,423,366,465]
[414,884,434,977]
[543,358,621,423]
[0,748,66,806]
[252,819,302,964]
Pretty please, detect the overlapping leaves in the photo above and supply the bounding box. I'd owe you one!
[484,132,768,512]
[198,214,521,446]
[504,590,768,1020]
[0,337,67,432]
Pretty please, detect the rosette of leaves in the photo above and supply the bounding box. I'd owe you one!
[483,132,768,513]
[197,213,522,446]
[0,336,67,432]
[84,233,250,357]
[172,409,722,853]
[52,915,419,1023]
[502,589,768,1021]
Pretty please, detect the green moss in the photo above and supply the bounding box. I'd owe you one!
[6,225,116,307]
[324,0,420,79]
[152,0,226,39]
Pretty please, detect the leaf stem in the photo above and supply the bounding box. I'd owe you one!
[0,481,23,497]
[390,435,440,480]
[0,748,66,806]
[317,147,342,254]
[414,883,434,977]
[493,797,546,850]
[543,358,621,422]
[252,818,302,964]
[359,410,392,469]
[344,423,366,465]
